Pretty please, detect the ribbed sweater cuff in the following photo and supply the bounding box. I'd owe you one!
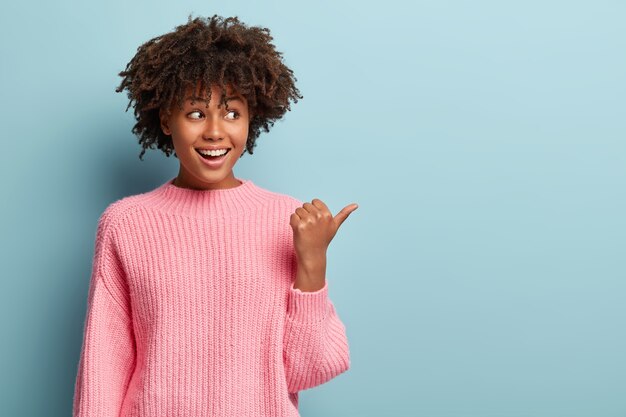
[287,280,330,323]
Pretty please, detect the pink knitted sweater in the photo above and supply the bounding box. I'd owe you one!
[72,176,350,417]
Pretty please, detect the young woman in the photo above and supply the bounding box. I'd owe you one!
[72,14,358,417]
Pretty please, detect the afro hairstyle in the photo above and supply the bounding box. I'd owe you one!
[115,13,303,160]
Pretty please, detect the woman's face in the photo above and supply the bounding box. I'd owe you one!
[160,83,250,190]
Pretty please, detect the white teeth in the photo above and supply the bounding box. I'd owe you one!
[198,148,228,157]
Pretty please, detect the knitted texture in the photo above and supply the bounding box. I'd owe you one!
[72,177,350,417]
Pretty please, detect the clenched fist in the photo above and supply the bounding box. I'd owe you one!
[289,198,358,292]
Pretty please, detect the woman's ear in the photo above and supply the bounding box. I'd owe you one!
[159,108,171,135]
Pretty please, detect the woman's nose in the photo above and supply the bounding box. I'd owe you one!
[202,115,225,140]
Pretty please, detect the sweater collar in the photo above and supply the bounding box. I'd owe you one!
[146,176,269,218]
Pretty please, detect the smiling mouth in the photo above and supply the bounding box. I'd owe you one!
[196,148,231,160]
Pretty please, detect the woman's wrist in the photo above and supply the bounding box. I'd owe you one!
[294,254,327,292]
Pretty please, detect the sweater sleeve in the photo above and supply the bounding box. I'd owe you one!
[73,207,136,417]
[283,279,351,393]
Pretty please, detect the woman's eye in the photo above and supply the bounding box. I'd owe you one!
[188,111,203,119]
[226,110,240,120]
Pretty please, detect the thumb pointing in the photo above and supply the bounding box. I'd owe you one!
[334,203,359,229]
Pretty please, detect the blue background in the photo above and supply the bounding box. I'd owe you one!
[1,1,625,416]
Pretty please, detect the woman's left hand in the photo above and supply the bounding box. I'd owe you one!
[289,199,358,268]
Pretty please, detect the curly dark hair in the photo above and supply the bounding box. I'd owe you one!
[115,13,303,160]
